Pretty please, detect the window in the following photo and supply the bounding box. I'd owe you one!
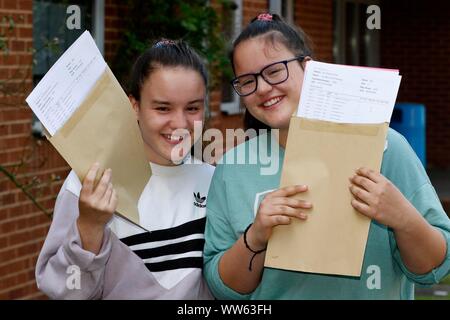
[33,0,92,83]
[31,0,104,136]
[270,0,294,24]
[220,0,294,115]
[220,0,243,115]
[333,0,380,66]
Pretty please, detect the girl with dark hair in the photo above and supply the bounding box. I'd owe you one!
[203,13,450,299]
[36,39,214,299]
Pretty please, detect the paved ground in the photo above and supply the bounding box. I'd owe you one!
[416,284,450,299]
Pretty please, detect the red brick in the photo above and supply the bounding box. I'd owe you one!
[1,108,31,121]
[0,207,8,221]
[0,274,24,291]
[24,291,48,300]
[7,203,43,219]
[1,136,30,149]
[0,247,17,262]
[24,13,33,25]
[10,40,25,52]
[6,281,36,299]
[0,192,16,207]
[6,228,35,246]
[0,68,9,79]
[0,124,8,135]
[0,218,17,233]
[0,54,17,65]
[18,0,33,10]
[2,0,18,9]
[12,122,30,134]
[0,236,7,249]
[16,27,32,39]
[0,258,30,276]
[16,240,42,256]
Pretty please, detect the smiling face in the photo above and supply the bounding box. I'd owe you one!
[233,36,306,138]
[130,66,205,166]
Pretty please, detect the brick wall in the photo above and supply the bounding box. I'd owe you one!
[380,0,450,169]
[0,0,128,300]
[0,0,60,300]
[295,0,333,62]
[104,0,127,64]
[243,0,268,25]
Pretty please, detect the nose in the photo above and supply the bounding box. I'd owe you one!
[255,74,273,96]
[170,109,189,129]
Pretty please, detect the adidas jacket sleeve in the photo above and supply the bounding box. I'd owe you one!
[35,179,113,299]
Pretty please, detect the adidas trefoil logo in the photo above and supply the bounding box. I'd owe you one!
[193,192,206,208]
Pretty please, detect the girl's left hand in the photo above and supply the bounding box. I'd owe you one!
[349,167,413,231]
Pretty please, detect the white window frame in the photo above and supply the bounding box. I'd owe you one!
[333,0,380,66]
[219,0,243,115]
[270,0,294,24]
[220,0,293,115]
[93,0,105,55]
[32,0,104,137]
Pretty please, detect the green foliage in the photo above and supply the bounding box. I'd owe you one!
[0,15,20,54]
[112,0,235,90]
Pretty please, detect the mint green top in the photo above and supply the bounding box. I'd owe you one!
[203,129,450,300]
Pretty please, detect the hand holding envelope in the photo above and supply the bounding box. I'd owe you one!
[26,31,151,228]
[264,61,402,276]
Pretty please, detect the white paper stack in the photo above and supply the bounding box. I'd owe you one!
[26,31,106,136]
[296,61,402,124]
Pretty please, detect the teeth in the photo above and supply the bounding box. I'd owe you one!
[164,134,183,141]
[263,97,282,107]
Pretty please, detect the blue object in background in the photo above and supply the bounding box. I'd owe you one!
[390,103,426,168]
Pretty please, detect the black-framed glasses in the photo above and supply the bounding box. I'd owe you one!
[231,55,305,97]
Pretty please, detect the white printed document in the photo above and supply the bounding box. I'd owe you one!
[24,31,151,228]
[26,31,106,136]
[267,61,400,276]
[296,61,401,124]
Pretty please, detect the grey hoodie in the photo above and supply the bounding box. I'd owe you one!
[35,163,214,299]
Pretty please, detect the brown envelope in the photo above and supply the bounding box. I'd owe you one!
[48,67,151,227]
[265,117,388,277]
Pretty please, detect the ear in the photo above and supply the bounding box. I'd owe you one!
[302,56,312,69]
[129,95,140,120]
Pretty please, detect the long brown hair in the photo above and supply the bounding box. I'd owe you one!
[231,14,314,132]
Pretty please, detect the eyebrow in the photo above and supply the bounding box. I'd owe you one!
[187,99,205,104]
[151,100,171,105]
[151,99,204,105]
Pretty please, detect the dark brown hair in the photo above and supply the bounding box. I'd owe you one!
[231,14,314,131]
[128,39,208,101]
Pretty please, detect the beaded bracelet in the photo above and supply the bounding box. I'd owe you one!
[243,223,267,271]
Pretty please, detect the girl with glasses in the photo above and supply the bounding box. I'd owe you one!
[203,13,450,299]
[36,40,214,299]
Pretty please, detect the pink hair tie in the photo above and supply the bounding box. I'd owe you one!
[257,13,273,21]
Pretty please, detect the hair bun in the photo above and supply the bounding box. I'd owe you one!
[153,39,176,48]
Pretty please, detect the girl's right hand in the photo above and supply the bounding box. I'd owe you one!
[247,185,311,250]
[77,163,118,253]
